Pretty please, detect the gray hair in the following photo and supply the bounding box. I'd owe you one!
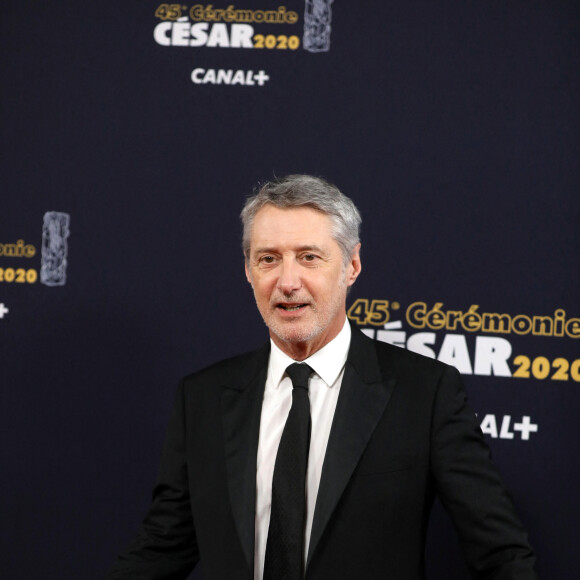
[241,174,361,264]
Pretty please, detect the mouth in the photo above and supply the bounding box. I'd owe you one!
[276,303,309,312]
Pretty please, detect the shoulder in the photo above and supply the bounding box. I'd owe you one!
[181,342,270,388]
[353,330,470,422]
[352,326,458,384]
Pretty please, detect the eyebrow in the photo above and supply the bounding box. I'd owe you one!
[252,244,327,255]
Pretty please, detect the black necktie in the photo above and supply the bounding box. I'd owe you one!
[263,363,313,580]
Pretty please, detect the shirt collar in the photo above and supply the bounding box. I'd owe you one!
[268,318,351,389]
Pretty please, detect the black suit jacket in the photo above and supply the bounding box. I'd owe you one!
[108,326,537,579]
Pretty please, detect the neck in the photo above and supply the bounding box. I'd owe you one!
[273,340,320,361]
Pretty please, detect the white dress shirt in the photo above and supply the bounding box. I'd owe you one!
[254,319,351,580]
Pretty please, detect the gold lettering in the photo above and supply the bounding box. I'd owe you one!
[460,305,482,332]
[425,302,446,330]
[285,11,299,24]
[0,240,37,258]
[482,312,511,334]
[446,311,462,331]
[512,314,532,335]
[187,5,300,24]
[553,309,566,336]
[565,318,580,338]
[190,5,204,20]
[532,315,553,336]
[406,301,427,329]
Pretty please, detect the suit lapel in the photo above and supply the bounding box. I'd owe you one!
[307,327,396,566]
[220,345,269,573]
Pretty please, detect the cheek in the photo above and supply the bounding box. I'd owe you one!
[252,278,274,301]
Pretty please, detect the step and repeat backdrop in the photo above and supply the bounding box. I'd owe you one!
[1,1,578,578]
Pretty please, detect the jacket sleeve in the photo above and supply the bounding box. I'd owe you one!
[106,380,199,579]
[430,366,538,580]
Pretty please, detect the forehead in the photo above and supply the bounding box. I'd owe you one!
[250,205,334,248]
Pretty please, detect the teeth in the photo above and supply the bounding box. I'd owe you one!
[281,304,303,311]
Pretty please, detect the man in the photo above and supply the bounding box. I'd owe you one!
[108,175,537,579]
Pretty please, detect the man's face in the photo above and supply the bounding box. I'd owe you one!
[245,204,361,358]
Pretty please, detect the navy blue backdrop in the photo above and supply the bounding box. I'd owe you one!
[1,1,579,578]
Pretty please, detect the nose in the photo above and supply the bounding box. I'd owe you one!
[277,257,302,295]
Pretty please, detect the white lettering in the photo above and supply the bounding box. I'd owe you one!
[207,23,230,47]
[367,330,518,379]
[231,70,245,84]
[172,21,191,46]
[376,329,406,348]
[203,69,216,84]
[216,69,233,84]
[190,23,209,47]
[437,334,473,374]
[230,24,254,48]
[513,416,538,440]
[153,22,172,46]
[190,68,269,86]
[480,415,538,441]
[155,22,254,48]
[191,68,205,83]
[499,415,514,439]
[480,414,498,438]
[254,70,270,85]
[474,336,512,376]
[406,332,436,359]
[245,70,255,85]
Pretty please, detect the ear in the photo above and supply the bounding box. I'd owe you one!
[345,243,362,287]
[245,261,253,286]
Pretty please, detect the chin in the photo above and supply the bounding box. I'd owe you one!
[269,320,323,345]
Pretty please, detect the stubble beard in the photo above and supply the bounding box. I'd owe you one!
[264,301,324,345]
[258,276,348,347]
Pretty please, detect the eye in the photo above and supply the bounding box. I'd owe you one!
[259,255,276,264]
[301,253,321,264]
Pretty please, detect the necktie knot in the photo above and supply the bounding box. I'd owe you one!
[285,363,313,391]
